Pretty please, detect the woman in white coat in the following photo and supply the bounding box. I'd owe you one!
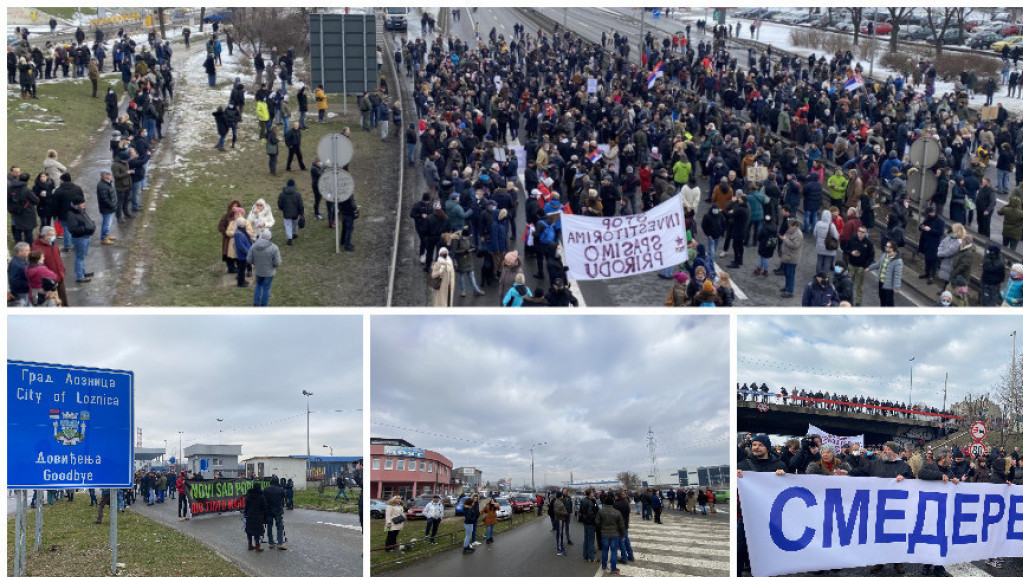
[247,198,276,240]
[384,496,406,552]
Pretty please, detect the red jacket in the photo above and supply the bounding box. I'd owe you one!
[31,237,65,282]
[176,476,186,494]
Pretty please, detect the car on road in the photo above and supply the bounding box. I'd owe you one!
[861,22,893,35]
[509,494,535,512]
[991,36,1023,54]
[407,495,441,519]
[384,7,408,31]
[443,494,457,506]
[714,490,730,504]
[455,495,472,516]
[370,499,387,519]
[969,31,1004,50]
[493,497,513,520]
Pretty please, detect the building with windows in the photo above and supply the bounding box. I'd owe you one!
[677,464,729,489]
[183,444,243,478]
[369,437,453,500]
[242,456,308,490]
[451,466,482,489]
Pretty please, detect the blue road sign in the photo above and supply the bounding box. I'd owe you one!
[200,459,210,473]
[169,457,176,464]
[652,9,661,19]
[8,360,134,489]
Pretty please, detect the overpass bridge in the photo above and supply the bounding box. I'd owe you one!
[737,398,961,446]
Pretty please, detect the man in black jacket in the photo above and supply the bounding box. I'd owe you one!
[96,170,118,245]
[578,489,598,563]
[285,121,306,171]
[264,477,288,550]
[849,442,913,575]
[51,173,85,252]
[841,224,876,306]
[63,199,96,283]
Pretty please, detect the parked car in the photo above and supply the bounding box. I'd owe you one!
[443,494,457,506]
[493,497,513,520]
[905,27,934,42]
[861,22,893,35]
[406,495,441,519]
[383,7,408,31]
[991,35,1023,53]
[970,32,1004,50]
[714,490,730,504]
[370,499,388,519]
[999,24,1022,37]
[934,29,967,46]
[509,494,535,513]
[455,495,472,516]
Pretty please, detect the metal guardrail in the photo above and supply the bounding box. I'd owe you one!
[383,11,405,308]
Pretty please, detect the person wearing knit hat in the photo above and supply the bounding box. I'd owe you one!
[737,433,787,477]
[694,279,721,307]
[806,443,851,476]
[666,271,689,306]
[1004,263,1023,306]
[939,291,953,306]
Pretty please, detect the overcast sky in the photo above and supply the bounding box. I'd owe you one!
[738,316,1020,411]
[8,315,363,463]
[371,316,729,487]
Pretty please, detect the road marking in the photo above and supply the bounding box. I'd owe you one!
[632,542,730,557]
[730,279,750,300]
[626,552,728,570]
[315,521,361,531]
[946,563,995,577]
[599,566,722,577]
[626,533,728,547]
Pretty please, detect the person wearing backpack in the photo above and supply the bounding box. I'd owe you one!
[8,172,39,243]
[265,127,279,176]
[502,273,532,307]
[63,199,96,283]
[533,213,558,280]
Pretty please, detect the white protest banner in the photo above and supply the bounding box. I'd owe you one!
[561,195,688,281]
[807,424,865,449]
[737,471,1023,577]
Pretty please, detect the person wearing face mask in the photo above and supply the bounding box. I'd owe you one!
[948,275,971,306]
[833,260,853,304]
[867,241,902,307]
[842,225,875,306]
[31,225,69,305]
[801,271,840,307]
[938,291,954,307]
[755,213,778,276]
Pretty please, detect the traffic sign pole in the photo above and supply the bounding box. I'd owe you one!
[334,138,341,253]
[111,490,118,575]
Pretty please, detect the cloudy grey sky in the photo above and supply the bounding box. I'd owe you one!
[371,316,730,487]
[738,316,1021,411]
[8,315,363,462]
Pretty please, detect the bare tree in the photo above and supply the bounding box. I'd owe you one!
[199,7,206,32]
[993,354,1023,447]
[616,471,641,490]
[231,8,309,59]
[887,7,913,54]
[157,8,167,41]
[848,8,863,46]
[925,8,957,57]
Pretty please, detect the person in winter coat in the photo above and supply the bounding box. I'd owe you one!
[868,241,903,307]
[948,234,975,293]
[833,261,854,304]
[482,498,499,544]
[218,202,243,273]
[213,105,229,150]
[96,170,118,244]
[936,223,965,289]
[262,477,287,550]
[502,273,532,307]
[449,227,484,298]
[444,191,472,232]
[801,272,839,307]
[63,199,95,283]
[314,85,328,123]
[32,227,68,306]
[285,122,306,170]
[227,215,255,287]
[247,198,276,240]
[8,172,39,243]
[43,150,67,184]
[462,494,481,554]
[1002,264,1023,306]
[430,247,456,307]
[203,53,216,86]
[665,271,689,307]
[806,444,852,475]
[265,128,280,175]
[277,179,305,245]
[998,196,1023,251]
[755,214,778,276]
[701,205,726,271]
[247,229,282,307]
[597,494,625,573]
[779,217,803,298]
[801,172,824,233]
[243,483,268,552]
[32,172,56,227]
[917,206,944,282]
[726,195,750,267]
[813,209,839,275]
[383,495,405,551]
[980,244,1006,307]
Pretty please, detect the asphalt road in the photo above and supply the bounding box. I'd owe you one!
[387,502,728,577]
[131,496,362,577]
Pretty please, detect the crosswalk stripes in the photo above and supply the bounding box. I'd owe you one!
[608,513,729,577]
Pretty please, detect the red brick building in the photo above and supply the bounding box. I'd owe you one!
[370,437,454,500]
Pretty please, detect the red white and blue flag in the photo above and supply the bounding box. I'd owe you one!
[588,149,603,164]
[647,61,664,89]
[843,74,864,92]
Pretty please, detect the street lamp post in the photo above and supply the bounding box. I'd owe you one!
[303,390,314,476]
[908,357,915,408]
[529,441,547,492]
[177,431,184,472]
[216,418,223,444]
[322,444,334,456]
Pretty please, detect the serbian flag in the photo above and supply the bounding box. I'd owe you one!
[647,61,663,89]
[701,56,715,74]
[843,74,864,92]
[642,49,649,65]
[588,149,603,164]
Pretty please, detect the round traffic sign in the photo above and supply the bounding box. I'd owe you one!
[757,402,768,413]
[317,133,354,168]
[318,168,355,203]
[970,421,987,441]
[969,441,986,459]
[909,137,940,169]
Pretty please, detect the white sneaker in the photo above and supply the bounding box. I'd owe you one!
[419,254,426,264]
[719,252,728,258]
[472,541,482,546]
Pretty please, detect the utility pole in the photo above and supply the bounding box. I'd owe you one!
[216,418,223,444]
[909,357,915,407]
[1012,331,1018,434]
[869,8,878,77]
[303,390,314,477]
[178,431,184,470]
[646,427,658,487]
[942,373,948,414]
[530,441,547,492]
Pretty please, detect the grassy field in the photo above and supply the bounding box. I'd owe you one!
[133,95,400,306]
[370,511,542,573]
[38,7,98,20]
[6,493,247,577]
[292,486,360,514]
[6,78,117,185]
